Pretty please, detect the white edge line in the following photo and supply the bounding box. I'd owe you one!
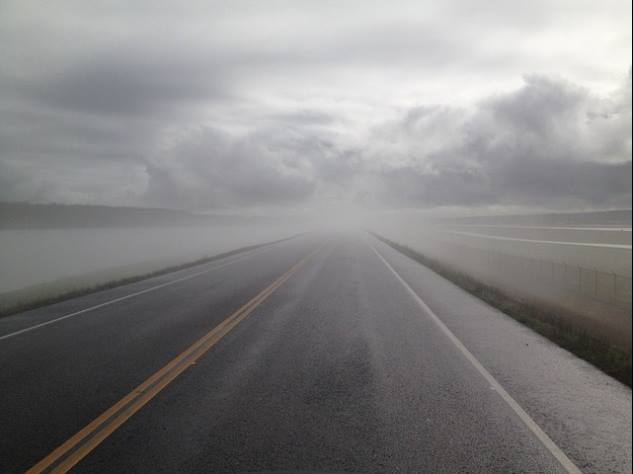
[366,238,582,474]
[445,230,632,249]
[450,225,632,232]
[0,245,275,342]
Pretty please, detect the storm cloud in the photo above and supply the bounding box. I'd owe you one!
[0,1,630,212]
[370,73,632,208]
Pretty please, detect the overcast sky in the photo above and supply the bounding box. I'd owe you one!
[1,0,631,214]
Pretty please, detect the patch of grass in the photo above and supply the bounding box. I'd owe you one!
[374,233,632,387]
[0,235,300,318]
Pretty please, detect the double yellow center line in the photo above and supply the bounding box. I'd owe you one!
[28,244,323,473]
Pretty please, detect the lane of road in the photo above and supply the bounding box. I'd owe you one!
[370,236,631,473]
[445,230,633,249]
[0,234,322,472]
[1,233,630,472]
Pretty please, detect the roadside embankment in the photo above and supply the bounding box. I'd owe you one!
[373,233,632,387]
[0,235,300,318]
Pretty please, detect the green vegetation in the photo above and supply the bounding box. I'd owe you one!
[374,234,632,387]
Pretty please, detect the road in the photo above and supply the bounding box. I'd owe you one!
[0,233,630,473]
[446,230,633,249]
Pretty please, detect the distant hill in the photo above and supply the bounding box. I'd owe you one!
[0,202,270,229]
[444,209,632,227]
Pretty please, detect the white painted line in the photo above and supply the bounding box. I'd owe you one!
[367,239,582,474]
[446,231,632,249]
[0,245,274,342]
[449,224,632,232]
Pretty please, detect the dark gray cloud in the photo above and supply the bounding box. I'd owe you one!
[143,127,318,209]
[29,50,231,117]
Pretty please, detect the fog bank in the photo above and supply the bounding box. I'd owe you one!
[0,224,305,294]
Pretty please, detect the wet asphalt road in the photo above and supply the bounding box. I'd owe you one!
[0,233,630,473]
